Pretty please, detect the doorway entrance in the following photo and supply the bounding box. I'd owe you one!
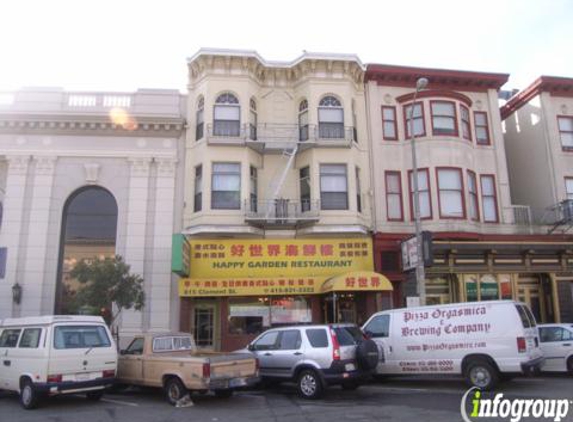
[192,301,219,350]
[517,274,554,323]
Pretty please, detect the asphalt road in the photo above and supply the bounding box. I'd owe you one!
[1,375,572,422]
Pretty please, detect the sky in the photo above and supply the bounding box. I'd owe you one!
[0,0,572,93]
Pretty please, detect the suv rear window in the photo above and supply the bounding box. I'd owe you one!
[333,326,363,346]
[306,328,328,348]
[515,305,532,328]
[54,325,111,349]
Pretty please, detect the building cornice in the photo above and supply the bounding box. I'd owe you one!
[500,76,573,120]
[366,64,509,93]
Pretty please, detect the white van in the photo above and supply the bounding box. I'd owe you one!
[0,315,117,409]
[362,300,544,390]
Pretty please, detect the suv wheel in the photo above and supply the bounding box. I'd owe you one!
[297,369,323,400]
[20,379,40,410]
[464,359,498,390]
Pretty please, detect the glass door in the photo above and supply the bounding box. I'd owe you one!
[193,302,219,350]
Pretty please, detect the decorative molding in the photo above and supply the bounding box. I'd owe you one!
[34,156,57,175]
[84,163,101,184]
[128,157,152,177]
[155,157,177,177]
[6,155,31,175]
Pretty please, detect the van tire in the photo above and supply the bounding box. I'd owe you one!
[20,379,39,410]
[297,369,323,400]
[164,377,188,406]
[567,357,573,375]
[464,359,499,390]
[86,391,104,401]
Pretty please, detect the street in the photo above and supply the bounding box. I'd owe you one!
[2,375,572,422]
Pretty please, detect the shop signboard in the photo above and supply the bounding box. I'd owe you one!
[401,231,433,271]
[186,238,373,278]
[179,276,323,297]
[171,234,191,277]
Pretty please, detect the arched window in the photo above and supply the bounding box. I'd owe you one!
[55,187,118,315]
[318,95,344,139]
[196,96,204,141]
[298,99,309,141]
[249,97,257,140]
[214,92,240,137]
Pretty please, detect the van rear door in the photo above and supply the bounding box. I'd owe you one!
[48,324,116,385]
[515,304,543,360]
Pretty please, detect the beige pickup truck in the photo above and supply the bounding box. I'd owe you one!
[116,333,259,405]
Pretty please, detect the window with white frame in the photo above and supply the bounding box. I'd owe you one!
[194,165,202,212]
[320,164,348,210]
[299,99,309,141]
[249,98,257,140]
[467,170,479,221]
[381,106,398,140]
[437,168,464,218]
[318,96,344,139]
[404,102,425,138]
[211,163,241,210]
[409,169,431,219]
[480,175,498,222]
[214,93,240,137]
[385,171,403,221]
[565,177,573,200]
[196,96,204,141]
[460,105,471,141]
[474,112,490,145]
[431,101,458,136]
[558,116,573,150]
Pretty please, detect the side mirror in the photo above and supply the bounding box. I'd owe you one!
[247,344,255,352]
[364,331,373,340]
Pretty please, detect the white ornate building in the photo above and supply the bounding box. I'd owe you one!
[0,88,186,339]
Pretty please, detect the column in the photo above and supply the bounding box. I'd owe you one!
[120,157,152,335]
[0,155,31,318]
[147,157,177,332]
[19,156,57,316]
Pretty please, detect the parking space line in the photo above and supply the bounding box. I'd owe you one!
[101,398,140,407]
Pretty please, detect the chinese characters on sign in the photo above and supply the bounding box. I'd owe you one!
[179,277,321,297]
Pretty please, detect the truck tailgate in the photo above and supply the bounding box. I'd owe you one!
[207,353,257,379]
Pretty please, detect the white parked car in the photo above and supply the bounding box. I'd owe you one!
[537,323,573,374]
[0,315,117,409]
[362,300,544,390]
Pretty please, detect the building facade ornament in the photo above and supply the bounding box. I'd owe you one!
[83,163,101,184]
[34,156,57,175]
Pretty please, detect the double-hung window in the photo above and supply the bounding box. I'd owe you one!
[381,106,398,140]
[460,105,471,141]
[408,169,432,219]
[320,164,348,210]
[250,166,258,213]
[211,163,241,210]
[474,112,490,145]
[318,96,344,139]
[194,165,202,212]
[431,101,458,136]
[404,102,425,138]
[196,96,204,141]
[436,168,464,218]
[480,175,499,222]
[214,93,240,137]
[558,116,573,151]
[385,171,403,221]
[467,170,480,221]
[300,167,311,212]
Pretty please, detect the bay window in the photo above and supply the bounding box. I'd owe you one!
[474,112,490,145]
[212,163,241,210]
[318,96,344,139]
[385,171,403,221]
[408,168,432,220]
[320,164,348,210]
[381,106,398,140]
[467,170,480,221]
[480,175,499,222]
[565,177,573,200]
[404,102,425,138]
[436,168,464,218]
[558,116,573,151]
[431,101,458,136]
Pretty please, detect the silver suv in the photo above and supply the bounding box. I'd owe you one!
[244,324,379,399]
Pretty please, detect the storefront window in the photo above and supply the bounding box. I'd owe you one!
[499,274,513,299]
[228,296,312,335]
[464,274,478,302]
[480,275,499,301]
[463,274,513,302]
